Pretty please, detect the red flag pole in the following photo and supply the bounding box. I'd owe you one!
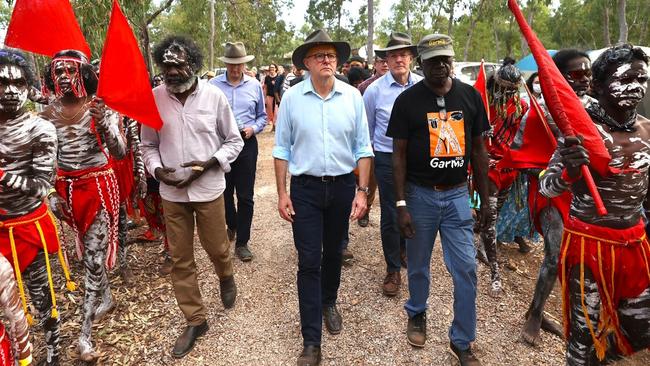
[508,0,607,216]
[521,81,555,142]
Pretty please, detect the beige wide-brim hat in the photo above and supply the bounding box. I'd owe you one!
[218,42,255,64]
[375,32,418,58]
[292,29,351,70]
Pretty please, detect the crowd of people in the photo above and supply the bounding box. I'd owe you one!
[0,12,649,366]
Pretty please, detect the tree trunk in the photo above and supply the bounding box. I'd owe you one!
[210,0,215,70]
[366,0,374,65]
[639,18,649,45]
[463,0,486,61]
[405,0,412,35]
[141,25,153,77]
[617,0,628,44]
[520,0,535,57]
[493,18,501,62]
[447,0,455,36]
[603,2,612,47]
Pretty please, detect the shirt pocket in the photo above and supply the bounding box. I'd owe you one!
[187,110,217,134]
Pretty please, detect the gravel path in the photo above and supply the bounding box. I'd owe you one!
[51,127,650,365]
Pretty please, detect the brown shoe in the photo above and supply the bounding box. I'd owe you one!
[382,272,401,297]
[171,321,209,358]
[407,312,426,347]
[341,249,354,266]
[297,345,321,366]
[220,276,237,309]
[323,305,342,335]
[449,342,481,366]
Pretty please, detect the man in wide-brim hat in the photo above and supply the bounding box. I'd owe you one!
[274,29,374,366]
[210,42,267,263]
[363,31,422,300]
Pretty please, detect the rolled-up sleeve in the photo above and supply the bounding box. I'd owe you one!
[353,92,374,161]
[214,94,244,173]
[140,125,163,177]
[272,95,292,161]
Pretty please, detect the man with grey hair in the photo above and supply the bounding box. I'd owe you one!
[141,35,243,359]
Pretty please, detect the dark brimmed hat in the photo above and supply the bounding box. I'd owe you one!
[375,32,418,58]
[292,29,351,70]
[218,42,255,64]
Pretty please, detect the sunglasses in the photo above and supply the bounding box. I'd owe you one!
[436,96,447,120]
[566,69,592,81]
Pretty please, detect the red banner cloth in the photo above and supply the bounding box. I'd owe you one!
[5,0,91,58]
[498,97,557,170]
[472,60,490,121]
[508,0,615,178]
[97,0,163,130]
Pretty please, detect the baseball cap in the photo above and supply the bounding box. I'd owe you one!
[417,34,455,61]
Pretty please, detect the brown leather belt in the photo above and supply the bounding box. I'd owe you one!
[431,181,466,191]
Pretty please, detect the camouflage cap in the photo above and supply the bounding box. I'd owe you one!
[417,34,454,61]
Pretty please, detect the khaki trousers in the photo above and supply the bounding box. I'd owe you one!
[162,195,233,325]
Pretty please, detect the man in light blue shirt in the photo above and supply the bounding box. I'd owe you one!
[273,29,373,366]
[363,32,422,297]
[210,42,267,261]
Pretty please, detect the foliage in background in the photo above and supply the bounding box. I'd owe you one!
[1,0,648,73]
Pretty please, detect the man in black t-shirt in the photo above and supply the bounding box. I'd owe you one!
[387,34,490,366]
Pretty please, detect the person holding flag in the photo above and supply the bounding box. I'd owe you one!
[517,49,594,346]
[540,44,650,365]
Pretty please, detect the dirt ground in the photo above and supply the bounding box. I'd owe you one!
[40,128,650,365]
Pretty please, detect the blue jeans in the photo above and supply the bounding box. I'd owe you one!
[374,151,405,273]
[290,173,355,346]
[404,183,477,351]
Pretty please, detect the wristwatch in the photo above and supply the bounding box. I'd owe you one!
[357,186,370,194]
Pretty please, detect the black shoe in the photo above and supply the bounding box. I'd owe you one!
[297,345,321,366]
[449,342,481,366]
[220,276,237,309]
[235,245,253,262]
[323,305,342,335]
[227,228,236,242]
[171,321,209,358]
[407,312,426,347]
[357,212,369,227]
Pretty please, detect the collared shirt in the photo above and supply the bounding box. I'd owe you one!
[357,72,381,95]
[141,80,244,203]
[210,73,267,134]
[363,71,423,153]
[272,77,374,177]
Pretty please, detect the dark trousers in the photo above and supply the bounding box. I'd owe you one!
[290,173,355,346]
[374,151,406,273]
[224,136,258,247]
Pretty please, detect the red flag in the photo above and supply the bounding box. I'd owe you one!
[472,60,490,121]
[498,95,557,170]
[5,0,91,58]
[97,0,163,130]
[508,0,614,177]
[509,0,609,216]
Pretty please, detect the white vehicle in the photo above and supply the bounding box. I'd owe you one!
[453,61,499,85]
